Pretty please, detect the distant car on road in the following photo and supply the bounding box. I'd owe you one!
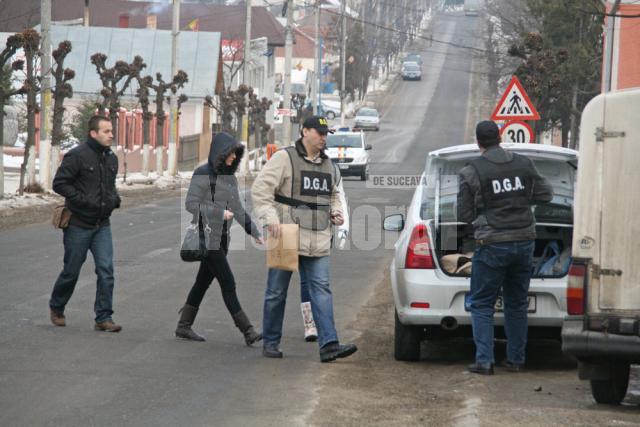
[404,53,423,65]
[318,100,341,120]
[353,107,380,131]
[401,62,422,81]
[325,130,372,181]
[384,143,578,361]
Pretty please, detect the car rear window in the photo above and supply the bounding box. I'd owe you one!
[404,65,420,71]
[357,109,378,117]
[420,156,576,223]
[326,134,362,148]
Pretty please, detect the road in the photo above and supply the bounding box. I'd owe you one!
[1,9,638,427]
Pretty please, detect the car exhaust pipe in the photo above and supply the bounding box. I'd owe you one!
[441,316,458,331]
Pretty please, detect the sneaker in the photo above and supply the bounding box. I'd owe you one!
[50,309,66,327]
[263,344,283,359]
[467,362,494,375]
[94,320,122,333]
[319,342,358,363]
[499,360,525,372]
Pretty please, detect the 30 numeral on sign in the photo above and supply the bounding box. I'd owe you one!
[500,121,534,144]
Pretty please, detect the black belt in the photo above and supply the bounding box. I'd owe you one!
[275,194,329,210]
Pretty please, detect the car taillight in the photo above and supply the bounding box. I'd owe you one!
[405,223,435,269]
[567,263,586,315]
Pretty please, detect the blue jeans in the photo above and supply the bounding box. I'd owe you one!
[49,225,115,323]
[469,241,535,365]
[263,256,339,348]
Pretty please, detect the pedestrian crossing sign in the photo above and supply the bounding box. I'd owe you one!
[491,76,540,121]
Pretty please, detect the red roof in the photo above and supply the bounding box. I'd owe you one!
[0,0,285,46]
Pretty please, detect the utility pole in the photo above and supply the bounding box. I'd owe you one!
[39,0,52,190]
[340,0,346,126]
[312,0,320,114]
[604,0,621,92]
[84,0,90,26]
[168,0,179,176]
[243,0,251,85]
[282,0,293,145]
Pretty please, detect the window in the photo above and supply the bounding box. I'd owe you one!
[326,134,363,148]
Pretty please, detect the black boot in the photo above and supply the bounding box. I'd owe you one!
[232,310,262,346]
[175,304,206,341]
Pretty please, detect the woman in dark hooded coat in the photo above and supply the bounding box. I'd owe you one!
[176,132,263,345]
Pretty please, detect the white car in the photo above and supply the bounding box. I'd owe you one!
[325,130,372,181]
[353,108,380,131]
[384,143,578,361]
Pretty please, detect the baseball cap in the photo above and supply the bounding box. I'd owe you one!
[475,120,500,143]
[302,116,334,135]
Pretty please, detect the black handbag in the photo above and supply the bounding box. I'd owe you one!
[180,206,211,262]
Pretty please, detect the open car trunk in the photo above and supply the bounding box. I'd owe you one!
[421,148,577,278]
[432,222,573,278]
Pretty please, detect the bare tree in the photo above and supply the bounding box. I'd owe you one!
[91,53,146,146]
[0,34,25,198]
[19,28,41,195]
[135,75,153,176]
[50,40,74,178]
[150,70,188,175]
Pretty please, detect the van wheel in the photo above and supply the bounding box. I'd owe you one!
[394,310,422,361]
[326,111,336,120]
[590,361,630,405]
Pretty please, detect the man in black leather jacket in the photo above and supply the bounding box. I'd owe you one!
[49,115,122,332]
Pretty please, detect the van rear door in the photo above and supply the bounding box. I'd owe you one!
[575,89,640,313]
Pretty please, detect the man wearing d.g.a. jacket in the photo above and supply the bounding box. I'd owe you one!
[252,115,358,363]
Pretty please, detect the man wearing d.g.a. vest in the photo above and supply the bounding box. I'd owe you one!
[252,115,358,363]
[470,152,536,231]
[457,120,553,376]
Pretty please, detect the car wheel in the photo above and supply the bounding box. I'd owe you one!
[394,310,422,361]
[590,361,630,405]
[326,111,336,120]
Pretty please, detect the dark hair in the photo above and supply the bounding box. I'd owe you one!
[88,115,111,136]
[477,136,501,149]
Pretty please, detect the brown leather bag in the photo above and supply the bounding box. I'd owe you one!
[51,205,72,229]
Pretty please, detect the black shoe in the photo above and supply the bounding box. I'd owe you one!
[263,345,283,359]
[467,362,494,375]
[320,342,358,363]
[499,360,524,372]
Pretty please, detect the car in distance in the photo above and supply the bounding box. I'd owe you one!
[325,130,372,181]
[353,108,380,131]
[401,62,422,81]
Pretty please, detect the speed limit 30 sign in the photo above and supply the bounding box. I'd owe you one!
[501,120,534,144]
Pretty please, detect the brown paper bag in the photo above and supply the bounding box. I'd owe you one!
[266,224,299,272]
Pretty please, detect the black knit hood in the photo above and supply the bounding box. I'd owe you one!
[208,132,244,175]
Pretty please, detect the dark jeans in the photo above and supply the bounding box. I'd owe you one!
[186,237,242,315]
[49,225,115,323]
[468,240,535,365]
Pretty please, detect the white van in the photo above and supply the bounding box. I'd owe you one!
[561,88,640,405]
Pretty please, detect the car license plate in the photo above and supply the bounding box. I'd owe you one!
[464,294,536,313]
[338,164,349,170]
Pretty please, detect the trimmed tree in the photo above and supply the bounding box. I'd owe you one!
[50,40,75,178]
[135,75,154,176]
[91,53,146,146]
[19,28,41,195]
[0,34,25,198]
[149,70,188,175]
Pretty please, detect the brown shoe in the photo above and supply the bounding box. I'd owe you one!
[50,309,66,327]
[94,320,122,332]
